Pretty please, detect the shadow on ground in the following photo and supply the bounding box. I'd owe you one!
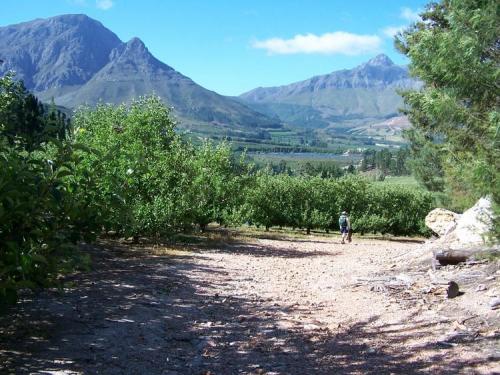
[0,240,493,374]
[205,241,336,259]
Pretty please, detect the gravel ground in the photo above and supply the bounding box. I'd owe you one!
[1,232,498,374]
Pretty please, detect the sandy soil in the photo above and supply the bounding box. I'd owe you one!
[1,232,499,374]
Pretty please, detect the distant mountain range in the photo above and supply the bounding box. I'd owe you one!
[0,14,281,137]
[0,14,418,136]
[239,54,420,130]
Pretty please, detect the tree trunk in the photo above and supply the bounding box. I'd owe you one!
[433,247,496,266]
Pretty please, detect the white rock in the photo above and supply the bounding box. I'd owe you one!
[425,197,498,267]
[427,197,495,250]
[425,208,461,237]
[454,197,494,244]
[489,298,500,310]
[303,323,321,331]
[476,284,487,292]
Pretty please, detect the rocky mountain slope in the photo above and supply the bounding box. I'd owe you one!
[239,54,420,130]
[0,14,281,134]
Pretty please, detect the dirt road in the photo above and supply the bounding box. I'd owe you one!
[1,232,498,374]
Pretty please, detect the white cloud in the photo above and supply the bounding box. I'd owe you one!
[400,7,420,22]
[252,32,382,56]
[96,0,113,10]
[382,26,406,38]
[381,7,420,39]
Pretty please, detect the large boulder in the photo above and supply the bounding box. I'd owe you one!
[454,197,494,245]
[425,208,461,237]
[427,197,498,266]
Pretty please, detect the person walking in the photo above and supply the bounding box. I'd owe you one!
[339,211,351,244]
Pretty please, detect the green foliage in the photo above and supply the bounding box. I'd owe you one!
[355,184,433,235]
[403,128,446,192]
[74,97,182,236]
[250,155,348,178]
[74,97,249,237]
[190,141,251,229]
[0,73,70,151]
[0,74,98,309]
[243,173,290,230]
[396,0,499,238]
[244,173,432,236]
[359,148,411,177]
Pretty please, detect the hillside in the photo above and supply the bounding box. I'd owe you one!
[239,54,420,130]
[0,14,281,135]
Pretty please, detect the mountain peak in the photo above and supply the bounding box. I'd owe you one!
[365,54,394,67]
[0,13,122,91]
[126,37,145,48]
[119,37,148,57]
[107,36,159,67]
[43,14,109,31]
[49,13,94,23]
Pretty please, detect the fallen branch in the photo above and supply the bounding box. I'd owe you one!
[433,246,497,266]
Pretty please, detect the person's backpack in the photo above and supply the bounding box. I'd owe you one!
[339,215,348,228]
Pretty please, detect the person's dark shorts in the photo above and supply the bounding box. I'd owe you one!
[340,227,349,234]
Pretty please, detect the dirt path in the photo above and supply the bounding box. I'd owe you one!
[1,233,498,374]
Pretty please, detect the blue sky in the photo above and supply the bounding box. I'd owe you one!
[1,0,429,95]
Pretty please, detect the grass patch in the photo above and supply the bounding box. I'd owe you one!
[375,175,420,186]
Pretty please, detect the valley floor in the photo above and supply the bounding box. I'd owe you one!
[1,232,498,374]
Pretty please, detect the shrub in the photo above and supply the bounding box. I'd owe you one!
[0,134,98,310]
[244,173,432,236]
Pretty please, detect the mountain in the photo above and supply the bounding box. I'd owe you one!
[239,54,420,130]
[0,15,121,91]
[0,14,281,135]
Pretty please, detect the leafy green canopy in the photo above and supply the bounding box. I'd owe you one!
[0,73,70,151]
[73,97,248,237]
[0,75,98,310]
[395,0,499,232]
[244,173,432,236]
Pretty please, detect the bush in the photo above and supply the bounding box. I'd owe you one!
[0,131,98,310]
[74,97,189,236]
[244,173,432,236]
[0,74,100,309]
[352,184,433,235]
[74,97,250,237]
